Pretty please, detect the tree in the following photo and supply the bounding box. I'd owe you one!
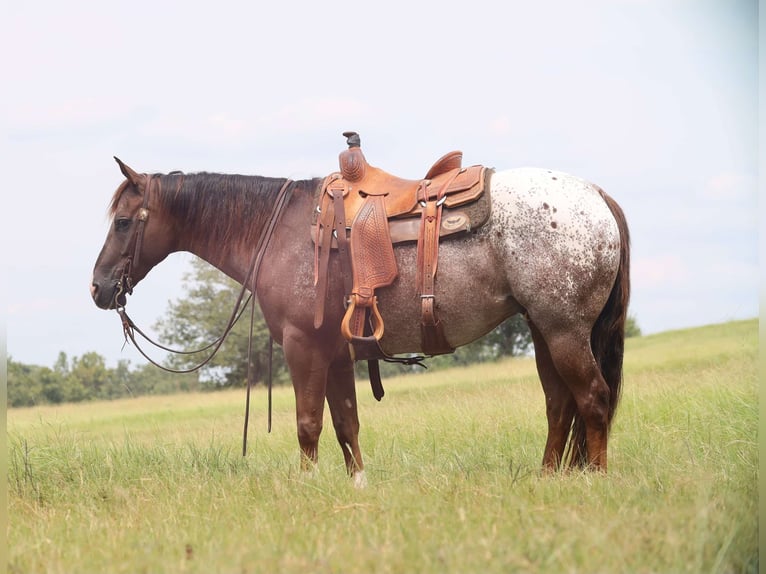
[53,352,69,377]
[154,258,286,387]
[68,352,110,400]
[467,315,533,360]
[625,314,642,338]
[127,362,200,395]
[7,358,44,407]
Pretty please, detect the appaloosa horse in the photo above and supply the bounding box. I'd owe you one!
[91,154,629,485]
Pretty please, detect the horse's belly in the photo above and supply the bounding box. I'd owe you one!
[376,233,518,355]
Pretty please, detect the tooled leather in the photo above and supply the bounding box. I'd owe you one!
[350,195,398,304]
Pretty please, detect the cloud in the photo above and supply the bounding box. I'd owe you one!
[632,254,689,289]
[254,98,371,133]
[703,172,757,201]
[205,113,247,139]
[5,99,155,144]
[489,115,512,136]
[128,97,371,152]
[7,297,61,316]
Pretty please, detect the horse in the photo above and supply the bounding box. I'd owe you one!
[91,155,630,485]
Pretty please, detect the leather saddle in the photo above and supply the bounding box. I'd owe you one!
[313,132,491,398]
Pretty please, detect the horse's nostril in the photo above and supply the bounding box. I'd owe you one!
[90,282,99,299]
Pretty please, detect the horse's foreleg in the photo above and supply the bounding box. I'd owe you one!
[528,320,578,472]
[325,349,366,487]
[283,329,332,471]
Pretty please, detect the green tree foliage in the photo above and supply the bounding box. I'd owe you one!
[7,359,45,407]
[123,363,200,396]
[626,314,642,338]
[68,352,110,400]
[154,258,286,388]
[467,315,534,360]
[7,353,200,408]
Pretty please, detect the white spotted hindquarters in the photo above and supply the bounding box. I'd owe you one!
[487,168,621,329]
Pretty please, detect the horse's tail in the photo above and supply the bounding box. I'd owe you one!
[568,189,631,467]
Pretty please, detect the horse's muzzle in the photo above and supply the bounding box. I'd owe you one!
[91,277,123,310]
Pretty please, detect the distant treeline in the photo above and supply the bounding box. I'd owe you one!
[7,352,201,408]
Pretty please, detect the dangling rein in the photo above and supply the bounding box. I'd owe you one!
[114,176,294,456]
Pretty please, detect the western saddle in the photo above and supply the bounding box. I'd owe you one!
[313,132,491,398]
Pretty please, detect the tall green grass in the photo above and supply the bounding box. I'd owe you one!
[8,319,758,573]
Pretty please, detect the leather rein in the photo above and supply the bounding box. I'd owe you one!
[114,174,295,455]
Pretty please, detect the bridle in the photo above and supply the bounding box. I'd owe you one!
[113,174,295,455]
[113,176,152,310]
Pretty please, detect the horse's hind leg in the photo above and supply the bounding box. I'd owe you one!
[325,348,367,487]
[538,324,611,470]
[528,320,578,471]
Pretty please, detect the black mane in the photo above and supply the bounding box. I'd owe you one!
[160,173,289,251]
[110,172,320,257]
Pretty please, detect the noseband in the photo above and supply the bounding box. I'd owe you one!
[114,175,153,310]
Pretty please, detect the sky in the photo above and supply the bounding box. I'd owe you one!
[2,0,759,369]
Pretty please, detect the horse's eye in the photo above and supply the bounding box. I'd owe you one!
[114,218,131,232]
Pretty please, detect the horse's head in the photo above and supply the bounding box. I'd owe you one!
[91,158,176,310]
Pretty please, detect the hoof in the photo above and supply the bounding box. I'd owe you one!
[352,469,368,489]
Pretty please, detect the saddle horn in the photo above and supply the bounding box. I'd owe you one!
[339,131,367,182]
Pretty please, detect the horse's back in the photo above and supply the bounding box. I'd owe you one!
[488,168,622,328]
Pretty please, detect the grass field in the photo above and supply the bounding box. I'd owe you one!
[7,319,758,573]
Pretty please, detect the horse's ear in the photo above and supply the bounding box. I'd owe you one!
[114,157,142,186]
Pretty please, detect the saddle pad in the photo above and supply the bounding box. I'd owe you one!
[390,165,487,218]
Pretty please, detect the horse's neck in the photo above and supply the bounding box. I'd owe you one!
[189,243,251,286]
[168,175,310,286]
